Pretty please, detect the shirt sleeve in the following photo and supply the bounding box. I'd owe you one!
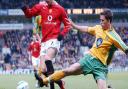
[110,30,128,52]
[60,7,71,36]
[22,4,42,18]
[87,26,96,35]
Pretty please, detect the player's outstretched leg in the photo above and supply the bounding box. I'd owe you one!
[37,70,65,85]
[38,63,82,86]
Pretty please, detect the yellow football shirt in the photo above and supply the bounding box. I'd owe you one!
[88,25,128,65]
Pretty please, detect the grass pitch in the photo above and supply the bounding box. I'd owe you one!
[0,72,128,89]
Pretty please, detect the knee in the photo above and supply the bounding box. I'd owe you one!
[45,48,57,60]
[44,54,53,60]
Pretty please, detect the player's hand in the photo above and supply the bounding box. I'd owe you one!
[21,0,28,10]
[69,19,74,29]
[57,34,64,41]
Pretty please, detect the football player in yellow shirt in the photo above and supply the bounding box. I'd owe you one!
[35,9,128,89]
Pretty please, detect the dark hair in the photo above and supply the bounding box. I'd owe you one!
[100,9,113,23]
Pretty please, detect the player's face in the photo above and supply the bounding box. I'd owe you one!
[100,15,110,30]
[45,0,53,5]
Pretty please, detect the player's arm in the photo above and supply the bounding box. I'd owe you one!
[114,40,128,54]
[70,20,88,33]
[70,20,96,35]
[111,30,128,54]
[21,0,41,18]
[57,8,71,41]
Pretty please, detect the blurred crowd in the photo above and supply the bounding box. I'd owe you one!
[0,30,32,71]
[0,26,128,72]
[0,0,128,73]
[0,0,128,9]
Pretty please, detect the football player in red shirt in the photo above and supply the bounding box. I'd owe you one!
[22,0,71,89]
[28,34,41,70]
[28,33,41,87]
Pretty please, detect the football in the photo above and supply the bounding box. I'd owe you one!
[16,80,29,89]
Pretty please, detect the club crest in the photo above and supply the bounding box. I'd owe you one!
[96,38,103,47]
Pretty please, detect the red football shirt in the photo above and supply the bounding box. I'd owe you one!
[22,1,71,42]
[28,41,40,58]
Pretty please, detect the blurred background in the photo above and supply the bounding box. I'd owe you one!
[0,0,128,75]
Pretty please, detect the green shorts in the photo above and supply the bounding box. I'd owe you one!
[79,54,108,80]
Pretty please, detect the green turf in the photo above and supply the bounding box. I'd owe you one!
[0,72,128,89]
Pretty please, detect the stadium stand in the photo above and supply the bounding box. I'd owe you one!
[0,0,128,74]
[0,26,128,73]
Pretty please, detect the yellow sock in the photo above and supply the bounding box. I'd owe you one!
[50,70,65,81]
[43,70,65,84]
[41,73,46,78]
